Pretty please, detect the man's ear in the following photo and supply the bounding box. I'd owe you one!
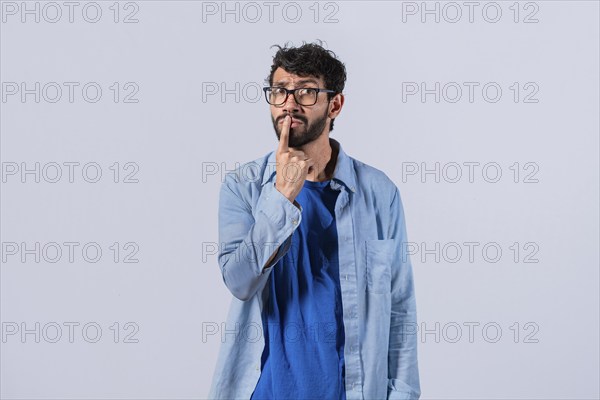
[328,93,345,119]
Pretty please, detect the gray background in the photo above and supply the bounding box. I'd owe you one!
[1,1,598,399]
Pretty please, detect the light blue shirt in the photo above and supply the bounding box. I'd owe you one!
[209,138,420,400]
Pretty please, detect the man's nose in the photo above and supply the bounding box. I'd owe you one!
[282,91,300,112]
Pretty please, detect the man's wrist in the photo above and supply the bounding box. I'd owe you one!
[274,182,300,209]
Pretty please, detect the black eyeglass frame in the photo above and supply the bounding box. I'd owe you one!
[262,86,337,106]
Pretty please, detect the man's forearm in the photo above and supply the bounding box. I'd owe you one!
[218,177,301,300]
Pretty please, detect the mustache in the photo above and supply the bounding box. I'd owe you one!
[276,114,307,125]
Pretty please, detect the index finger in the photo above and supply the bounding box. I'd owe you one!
[277,115,290,153]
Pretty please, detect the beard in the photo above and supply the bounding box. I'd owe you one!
[272,108,329,148]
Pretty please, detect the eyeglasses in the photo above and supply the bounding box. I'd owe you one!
[263,86,336,106]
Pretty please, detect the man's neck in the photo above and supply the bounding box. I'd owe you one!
[290,134,338,182]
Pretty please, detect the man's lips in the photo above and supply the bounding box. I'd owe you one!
[279,117,304,125]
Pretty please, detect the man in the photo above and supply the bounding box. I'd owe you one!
[209,41,420,400]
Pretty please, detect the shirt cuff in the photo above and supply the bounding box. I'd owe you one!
[256,182,303,229]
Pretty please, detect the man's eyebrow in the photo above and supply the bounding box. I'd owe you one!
[273,78,320,87]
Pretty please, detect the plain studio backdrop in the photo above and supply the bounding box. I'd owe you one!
[1,1,598,399]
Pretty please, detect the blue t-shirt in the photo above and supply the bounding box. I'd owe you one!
[251,179,346,400]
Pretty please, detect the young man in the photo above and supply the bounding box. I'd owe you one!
[209,42,421,400]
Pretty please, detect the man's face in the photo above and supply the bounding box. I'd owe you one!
[269,67,331,148]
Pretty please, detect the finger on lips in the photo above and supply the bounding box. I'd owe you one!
[277,115,291,153]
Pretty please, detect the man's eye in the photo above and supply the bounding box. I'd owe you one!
[298,88,315,96]
[272,88,286,95]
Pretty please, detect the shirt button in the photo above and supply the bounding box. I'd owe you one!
[292,219,298,225]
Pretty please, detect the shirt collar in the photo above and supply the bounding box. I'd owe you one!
[260,137,357,193]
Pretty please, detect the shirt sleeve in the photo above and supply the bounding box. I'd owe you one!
[217,173,302,301]
[387,187,421,399]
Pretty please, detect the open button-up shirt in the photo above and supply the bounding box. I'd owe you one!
[208,138,421,400]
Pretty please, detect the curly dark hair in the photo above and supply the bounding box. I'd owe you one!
[265,40,347,131]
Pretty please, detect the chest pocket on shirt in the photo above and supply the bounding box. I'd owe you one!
[365,239,394,294]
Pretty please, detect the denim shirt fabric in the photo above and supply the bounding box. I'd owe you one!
[209,138,421,400]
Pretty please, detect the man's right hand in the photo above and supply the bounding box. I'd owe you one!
[274,115,314,204]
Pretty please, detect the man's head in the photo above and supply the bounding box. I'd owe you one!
[265,41,346,148]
